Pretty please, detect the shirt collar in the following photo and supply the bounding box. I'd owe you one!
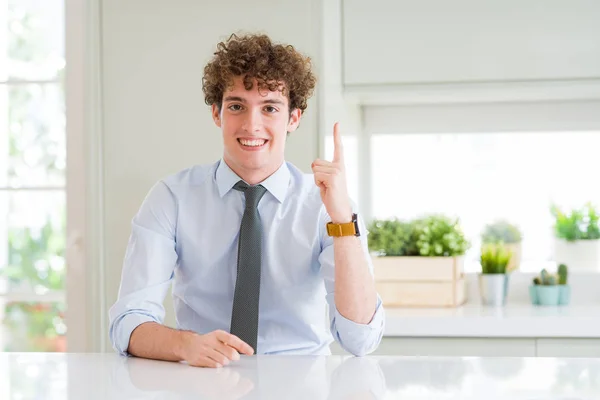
[215,159,290,203]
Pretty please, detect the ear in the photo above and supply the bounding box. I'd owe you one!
[286,108,302,133]
[212,104,222,128]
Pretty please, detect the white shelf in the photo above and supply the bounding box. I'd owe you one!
[384,303,600,338]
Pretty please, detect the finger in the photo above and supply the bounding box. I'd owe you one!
[314,174,326,192]
[215,341,241,362]
[204,347,231,366]
[313,172,331,188]
[188,355,223,368]
[332,122,344,163]
[311,158,334,168]
[311,165,338,175]
[216,331,254,355]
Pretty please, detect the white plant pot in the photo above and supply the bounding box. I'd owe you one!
[478,274,509,307]
[554,238,600,271]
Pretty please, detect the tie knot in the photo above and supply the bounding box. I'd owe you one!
[233,181,267,209]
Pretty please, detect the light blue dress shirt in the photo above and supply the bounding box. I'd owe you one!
[108,159,385,357]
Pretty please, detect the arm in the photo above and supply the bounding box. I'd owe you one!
[319,209,385,357]
[128,322,189,361]
[331,225,378,324]
[108,180,179,357]
[108,181,253,366]
[312,122,385,356]
[128,323,253,367]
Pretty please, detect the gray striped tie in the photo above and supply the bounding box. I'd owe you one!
[230,180,267,353]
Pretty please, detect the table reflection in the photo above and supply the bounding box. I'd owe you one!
[4,352,600,399]
[111,354,387,399]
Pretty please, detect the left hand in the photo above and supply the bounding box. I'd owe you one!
[311,122,353,223]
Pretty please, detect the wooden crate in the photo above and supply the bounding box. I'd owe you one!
[373,256,467,307]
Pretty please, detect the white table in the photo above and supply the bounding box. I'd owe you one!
[1,352,600,399]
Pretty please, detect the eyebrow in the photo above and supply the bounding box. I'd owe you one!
[223,96,286,105]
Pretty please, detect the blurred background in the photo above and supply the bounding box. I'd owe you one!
[1,0,66,353]
[0,0,599,354]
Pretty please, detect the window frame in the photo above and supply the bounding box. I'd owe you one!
[64,0,105,352]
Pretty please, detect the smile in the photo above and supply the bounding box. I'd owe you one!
[238,138,268,149]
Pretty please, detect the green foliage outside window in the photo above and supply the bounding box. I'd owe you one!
[1,2,67,352]
[551,203,600,241]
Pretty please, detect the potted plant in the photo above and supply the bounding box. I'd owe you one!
[551,203,600,271]
[368,214,471,307]
[481,220,522,271]
[478,243,513,306]
[367,218,418,258]
[530,264,570,306]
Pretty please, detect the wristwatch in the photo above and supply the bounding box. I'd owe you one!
[326,213,361,237]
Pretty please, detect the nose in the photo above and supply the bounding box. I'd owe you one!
[241,108,262,133]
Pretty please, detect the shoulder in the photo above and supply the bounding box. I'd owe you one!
[139,161,218,208]
[161,161,218,191]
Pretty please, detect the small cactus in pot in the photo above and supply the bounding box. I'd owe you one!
[540,269,557,285]
[530,264,570,306]
[558,263,568,285]
[557,264,570,305]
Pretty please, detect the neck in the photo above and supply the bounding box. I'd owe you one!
[224,158,283,185]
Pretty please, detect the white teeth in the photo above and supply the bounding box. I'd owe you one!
[239,139,266,147]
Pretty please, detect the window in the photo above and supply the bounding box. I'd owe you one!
[324,102,600,273]
[0,0,66,352]
[369,131,600,272]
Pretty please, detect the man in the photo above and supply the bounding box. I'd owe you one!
[108,32,385,368]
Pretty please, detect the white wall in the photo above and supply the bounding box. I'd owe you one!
[364,101,600,134]
[342,0,600,86]
[100,0,323,349]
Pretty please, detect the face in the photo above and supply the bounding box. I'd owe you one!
[212,76,301,182]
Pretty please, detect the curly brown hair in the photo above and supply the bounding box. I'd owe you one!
[202,33,317,114]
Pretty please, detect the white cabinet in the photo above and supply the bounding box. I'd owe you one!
[342,0,600,86]
[331,337,536,357]
[331,338,600,357]
[536,339,600,357]
[373,338,536,357]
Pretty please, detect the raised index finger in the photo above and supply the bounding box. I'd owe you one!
[332,122,344,163]
[217,331,255,355]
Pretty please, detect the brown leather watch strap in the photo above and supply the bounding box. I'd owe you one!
[326,214,360,237]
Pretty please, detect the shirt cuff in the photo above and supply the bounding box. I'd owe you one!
[112,312,158,356]
[333,295,385,356]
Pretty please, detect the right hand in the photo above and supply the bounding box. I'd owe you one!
[179,329,254,368]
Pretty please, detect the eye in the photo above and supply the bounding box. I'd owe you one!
[264,105,278,113]
[228,104,243,111]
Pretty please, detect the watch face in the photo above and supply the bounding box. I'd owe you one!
[352,213,360,236]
